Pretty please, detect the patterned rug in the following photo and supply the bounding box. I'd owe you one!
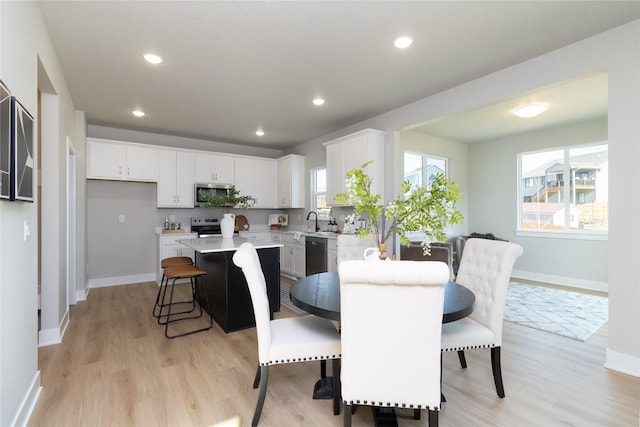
[280,281,307,315]
[504,282,608,341]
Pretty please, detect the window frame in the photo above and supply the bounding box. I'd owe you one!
[310,166,331,220]
[516,143,608,241]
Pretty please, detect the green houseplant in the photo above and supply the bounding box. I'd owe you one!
[199,186,256,209]
[335,161,463,258]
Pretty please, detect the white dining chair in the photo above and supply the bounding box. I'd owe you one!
[339,259,450,426]
[232,242,342,426]
[440,238,523,398]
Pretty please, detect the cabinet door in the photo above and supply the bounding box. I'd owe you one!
[175,151,195,207]
[327,250,338,273]
[254,158,277,208]
[325,143,344,205]
[293,244,306,277]
[126,145,157,181]
[234,157,255,201]
[87,140,125,179]
[277,155,305,208]
[157,151,178,207]
[281,244,294,274]
[277,156,291,208]
[157,150,195,207]
[195,153,235,184]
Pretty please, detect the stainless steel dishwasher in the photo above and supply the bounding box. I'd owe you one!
[305,236,328,276]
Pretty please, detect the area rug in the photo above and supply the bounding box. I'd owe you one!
[504,281,608,341]
[280,281,307,315]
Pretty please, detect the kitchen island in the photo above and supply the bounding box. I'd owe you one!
[178,237,283,333]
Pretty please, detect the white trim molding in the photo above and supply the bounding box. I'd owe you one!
[88,272,156,288]
[38,309,70,347]
[511,269,607,293]
[605,348,640,378]
[10,371,42,427]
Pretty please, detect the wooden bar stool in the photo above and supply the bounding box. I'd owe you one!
[153,256,194,319]
[160,264,212,339]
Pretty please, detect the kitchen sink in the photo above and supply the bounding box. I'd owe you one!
[308,231,338,237]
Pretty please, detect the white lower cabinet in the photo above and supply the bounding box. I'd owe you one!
[271,233,305,278]
[156,232,197,284]
[327,238,337,272]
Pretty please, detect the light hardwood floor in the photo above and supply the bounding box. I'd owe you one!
[28,281,639,427]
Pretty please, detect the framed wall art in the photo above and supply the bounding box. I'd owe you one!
[0,80,10,199]
[10,97,34,202]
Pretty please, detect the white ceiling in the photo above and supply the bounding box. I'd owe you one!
[37,1,639,149]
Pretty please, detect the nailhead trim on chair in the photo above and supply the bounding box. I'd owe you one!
[345,400,439,411]
[442,344,494,352]
[261,353,341,366]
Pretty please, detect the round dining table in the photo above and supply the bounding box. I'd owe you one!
[289,271,476,323]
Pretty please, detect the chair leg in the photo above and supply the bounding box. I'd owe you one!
[320,359,327,378]
[491,346,505,398]
[253,365,261,389]
[414,408,421,419]
[252,365,269,426]
[332,358,341,415]
[343,403,352,427]
[457,350,467,368]
[428,409,438,427]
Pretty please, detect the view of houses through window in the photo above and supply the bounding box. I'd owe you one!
[404,152,448,192]
[519,143,608,233]
[311,166,331,219]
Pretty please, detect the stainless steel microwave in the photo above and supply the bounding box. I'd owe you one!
[194,183,233,207]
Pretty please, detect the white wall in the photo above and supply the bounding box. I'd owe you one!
[0,2,81,425]
[289,21,640,376]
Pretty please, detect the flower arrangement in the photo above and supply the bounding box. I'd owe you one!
[199,186,256,209]
[335,161,463,257]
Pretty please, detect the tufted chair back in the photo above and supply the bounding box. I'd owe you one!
[339,259,449,423]
[337,234,378,264]
[454,238,523,346]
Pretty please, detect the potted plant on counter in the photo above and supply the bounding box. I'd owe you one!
[199,186,256,238]
[335,161,463,259]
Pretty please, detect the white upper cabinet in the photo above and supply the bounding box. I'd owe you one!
[234,157,277,208]
[157,150,195,208]
[195,153,235,184]
[87,138,157,182]
[324,129,385,205]
[277,154,305,208]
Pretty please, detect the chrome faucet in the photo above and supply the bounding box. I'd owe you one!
[306,211,319,232]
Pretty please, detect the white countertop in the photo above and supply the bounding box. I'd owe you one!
[177,237,282,253]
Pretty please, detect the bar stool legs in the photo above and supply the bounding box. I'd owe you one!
[153,256,194,319]
[160,264,212,339]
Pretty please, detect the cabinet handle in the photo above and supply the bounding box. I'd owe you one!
[118,166,122,175]
[127,166,130,176]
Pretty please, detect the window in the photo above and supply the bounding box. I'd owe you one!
[404,152,448,192]
[311,167,331,219]
[518,143,608,234]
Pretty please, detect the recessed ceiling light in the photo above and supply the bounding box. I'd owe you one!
[256,130,265,136]
[312,98,325,106]
[143,53,163,64]
[132,110,145,117]
[513,104,548,118]
[393,35,414,49]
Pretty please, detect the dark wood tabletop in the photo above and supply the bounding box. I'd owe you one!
[290,271,475,323]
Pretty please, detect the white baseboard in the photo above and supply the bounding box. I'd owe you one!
[605,348,640,377]
[10,370,42,427]
[88,272,156,288]
[38,309,70,347]
[511,269,607,293]
[76,286,88,302]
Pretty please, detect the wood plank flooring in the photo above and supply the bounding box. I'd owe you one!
[28,280,639,427]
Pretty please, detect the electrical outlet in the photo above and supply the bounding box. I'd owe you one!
[119,214,125,222]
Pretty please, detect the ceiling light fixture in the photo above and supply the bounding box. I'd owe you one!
[393,35,414,49]
[312,98,325,106]
[256,130,264,136]
[513,104,548,118]
[132,110,145,117]
[143,53,163,64]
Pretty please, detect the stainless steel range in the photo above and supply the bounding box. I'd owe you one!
[191,217,223,238]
